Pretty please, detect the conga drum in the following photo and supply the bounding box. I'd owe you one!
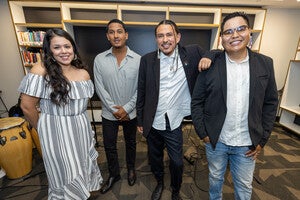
[30,127,42,157]
[0,117,33,179]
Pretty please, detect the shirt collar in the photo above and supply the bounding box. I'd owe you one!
[225,50,249,64]
[105,46,134,58]
[160,49,176,60]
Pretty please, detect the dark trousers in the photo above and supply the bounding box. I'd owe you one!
[102,117,137,177]
[147,115,183,192]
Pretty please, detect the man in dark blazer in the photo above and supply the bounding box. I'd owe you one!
[191,12,278,200]
[136,20,212,200]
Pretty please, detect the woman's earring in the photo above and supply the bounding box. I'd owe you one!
[73,54,78,61]
[51,57,56,62]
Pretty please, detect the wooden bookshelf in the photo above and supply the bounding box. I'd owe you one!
[9,1,61,74]
[8,1,267,75]
[279,36,300,135]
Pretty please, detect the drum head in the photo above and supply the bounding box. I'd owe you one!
[0,117,25,130]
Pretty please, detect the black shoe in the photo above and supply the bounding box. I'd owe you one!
[127,169,136,186]
[151,181,164,200]
[100,175,121,194]
[171,192,182,200]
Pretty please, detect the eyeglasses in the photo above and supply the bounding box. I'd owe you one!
[222,25,249,36]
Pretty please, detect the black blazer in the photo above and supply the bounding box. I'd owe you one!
[191,49,278,149]
[137,44,209,138]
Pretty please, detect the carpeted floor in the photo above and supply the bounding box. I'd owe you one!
[0,122,299,200]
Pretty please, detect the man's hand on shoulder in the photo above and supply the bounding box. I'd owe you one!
[198,58,212,71]
[30,63,46,76]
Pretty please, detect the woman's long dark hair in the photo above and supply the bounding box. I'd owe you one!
[42,28,87,105]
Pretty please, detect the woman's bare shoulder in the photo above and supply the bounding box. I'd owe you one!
[78,68,91,80]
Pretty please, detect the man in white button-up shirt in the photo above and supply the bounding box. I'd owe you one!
[191,12,278,200]
[136,20,212,200]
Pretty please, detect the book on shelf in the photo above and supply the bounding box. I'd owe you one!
[21,49,42,66]
[17,31,46,46]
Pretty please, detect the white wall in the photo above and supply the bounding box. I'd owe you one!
[0,0,24,114]
[260,8,300,90]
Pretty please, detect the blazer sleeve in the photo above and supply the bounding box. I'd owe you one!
[136,56,147,127]
[260,57,278,147]
[202,49,223,62]
[191,71,208,139]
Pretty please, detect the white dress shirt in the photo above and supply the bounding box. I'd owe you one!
[152,50,191,131]
[219,52,252,146]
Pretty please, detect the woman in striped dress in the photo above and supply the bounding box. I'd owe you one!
[18,28,102,199]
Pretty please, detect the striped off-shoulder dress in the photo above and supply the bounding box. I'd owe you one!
[18,73,103,200]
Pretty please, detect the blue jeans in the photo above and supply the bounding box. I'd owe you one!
[205,142,255,200]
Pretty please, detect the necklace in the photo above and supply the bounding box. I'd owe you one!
[169,46,179,73]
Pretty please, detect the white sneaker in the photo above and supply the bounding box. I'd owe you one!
[0,167,6,178]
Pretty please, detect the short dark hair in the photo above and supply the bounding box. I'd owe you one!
[106,19,127,33]
[220,12,250,34]
[155,20,180,36]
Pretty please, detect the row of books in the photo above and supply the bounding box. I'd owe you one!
[17,31,46,46]
[21,49,42,65]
